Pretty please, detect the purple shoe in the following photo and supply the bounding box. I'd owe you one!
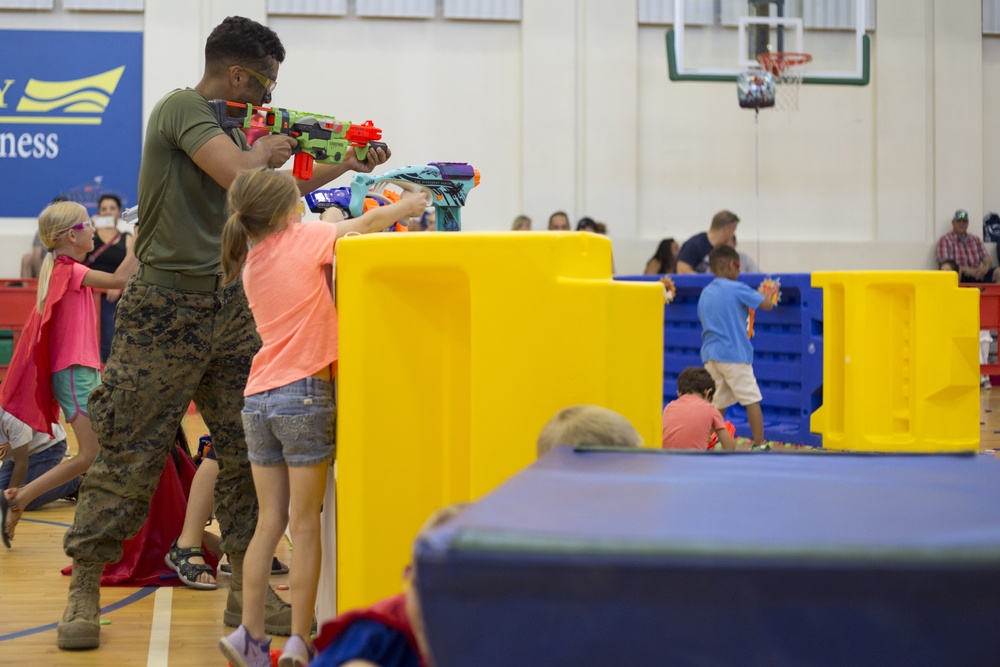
[219,625,272,667]
[278,634,315,667]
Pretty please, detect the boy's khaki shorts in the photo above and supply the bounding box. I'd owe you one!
[704,360,763,411]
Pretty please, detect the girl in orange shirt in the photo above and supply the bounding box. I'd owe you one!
[217,169,424,667]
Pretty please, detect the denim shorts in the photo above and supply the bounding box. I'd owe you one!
[242,377,336,467]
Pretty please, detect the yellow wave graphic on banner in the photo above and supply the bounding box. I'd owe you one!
[15,66,125,114]
[18,91,110,113]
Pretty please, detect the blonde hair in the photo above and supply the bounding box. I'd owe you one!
[221,168,301,285]
[511,215,531,231]
[417,503,471,541]
[537,405,643,456]
[36,201,88,313]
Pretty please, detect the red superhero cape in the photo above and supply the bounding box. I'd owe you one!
[0,255,76,436]
[62,445,220,586]
[314,593,424,665]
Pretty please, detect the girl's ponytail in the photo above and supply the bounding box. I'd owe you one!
[35,252,55,314]
[221,211,251,285]
[221,168,301,285]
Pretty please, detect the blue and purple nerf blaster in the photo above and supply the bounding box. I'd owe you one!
[305,186,408,232]
[349,162,480,232]
[306,186,354,215]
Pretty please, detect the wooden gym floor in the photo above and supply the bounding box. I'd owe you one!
[3,398,1000,666]
[0,411,296,666]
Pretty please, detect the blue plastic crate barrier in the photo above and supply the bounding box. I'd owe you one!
[616,273,823,446]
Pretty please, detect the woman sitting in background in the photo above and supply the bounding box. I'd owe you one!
[644,238,678,275]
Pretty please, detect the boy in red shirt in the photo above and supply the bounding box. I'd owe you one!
[661,367,738,451]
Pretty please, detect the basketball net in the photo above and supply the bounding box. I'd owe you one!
[756,52,812,112]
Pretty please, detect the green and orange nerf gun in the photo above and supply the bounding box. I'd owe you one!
[210,100,384,180]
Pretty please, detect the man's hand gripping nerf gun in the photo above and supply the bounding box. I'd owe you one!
[210,100,384,180]
[348,162,480,232]
[305,186,408,232]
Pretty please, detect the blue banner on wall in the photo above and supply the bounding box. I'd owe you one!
[0,29,143,218]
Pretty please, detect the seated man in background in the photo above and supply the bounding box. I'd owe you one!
[937,209,1000,283]
[676,210,740,274]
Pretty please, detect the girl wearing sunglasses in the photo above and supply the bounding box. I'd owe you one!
[0,201,137,546]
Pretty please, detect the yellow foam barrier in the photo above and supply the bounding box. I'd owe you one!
[335,232,663,611]
[811,271,979,453]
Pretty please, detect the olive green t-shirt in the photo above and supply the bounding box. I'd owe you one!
[135,88,249,276]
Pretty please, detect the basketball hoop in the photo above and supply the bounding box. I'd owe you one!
[756,52,812,112]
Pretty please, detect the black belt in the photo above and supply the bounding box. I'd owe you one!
[137,265,224,293]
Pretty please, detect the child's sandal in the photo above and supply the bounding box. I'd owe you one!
[164,539,217,590]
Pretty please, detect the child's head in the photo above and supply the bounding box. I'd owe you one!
[36,201,92,313]
[221,168,301,285]
[536,404,643,456]
[708,244,740,279]
[677,366,717,401]
[38,201,89,252]
[939,259,959,272]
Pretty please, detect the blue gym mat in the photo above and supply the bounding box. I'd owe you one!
[415,447,1000,666]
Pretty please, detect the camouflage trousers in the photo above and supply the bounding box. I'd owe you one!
[64,277,260,564]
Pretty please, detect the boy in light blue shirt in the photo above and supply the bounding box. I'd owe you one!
[697,245,775,446]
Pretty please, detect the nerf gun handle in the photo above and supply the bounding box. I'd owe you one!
[292,140,389,181]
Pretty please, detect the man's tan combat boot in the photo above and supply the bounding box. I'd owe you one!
[224,553,295,636]
[56,562,103,650]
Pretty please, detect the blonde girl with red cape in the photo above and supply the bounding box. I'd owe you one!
[0,201,137,546]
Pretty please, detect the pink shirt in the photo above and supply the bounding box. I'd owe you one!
[49,259,101,372]
[661,393,726,451]
[242,221,339,396]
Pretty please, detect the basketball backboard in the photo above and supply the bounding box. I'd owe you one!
[665,0,872,85]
